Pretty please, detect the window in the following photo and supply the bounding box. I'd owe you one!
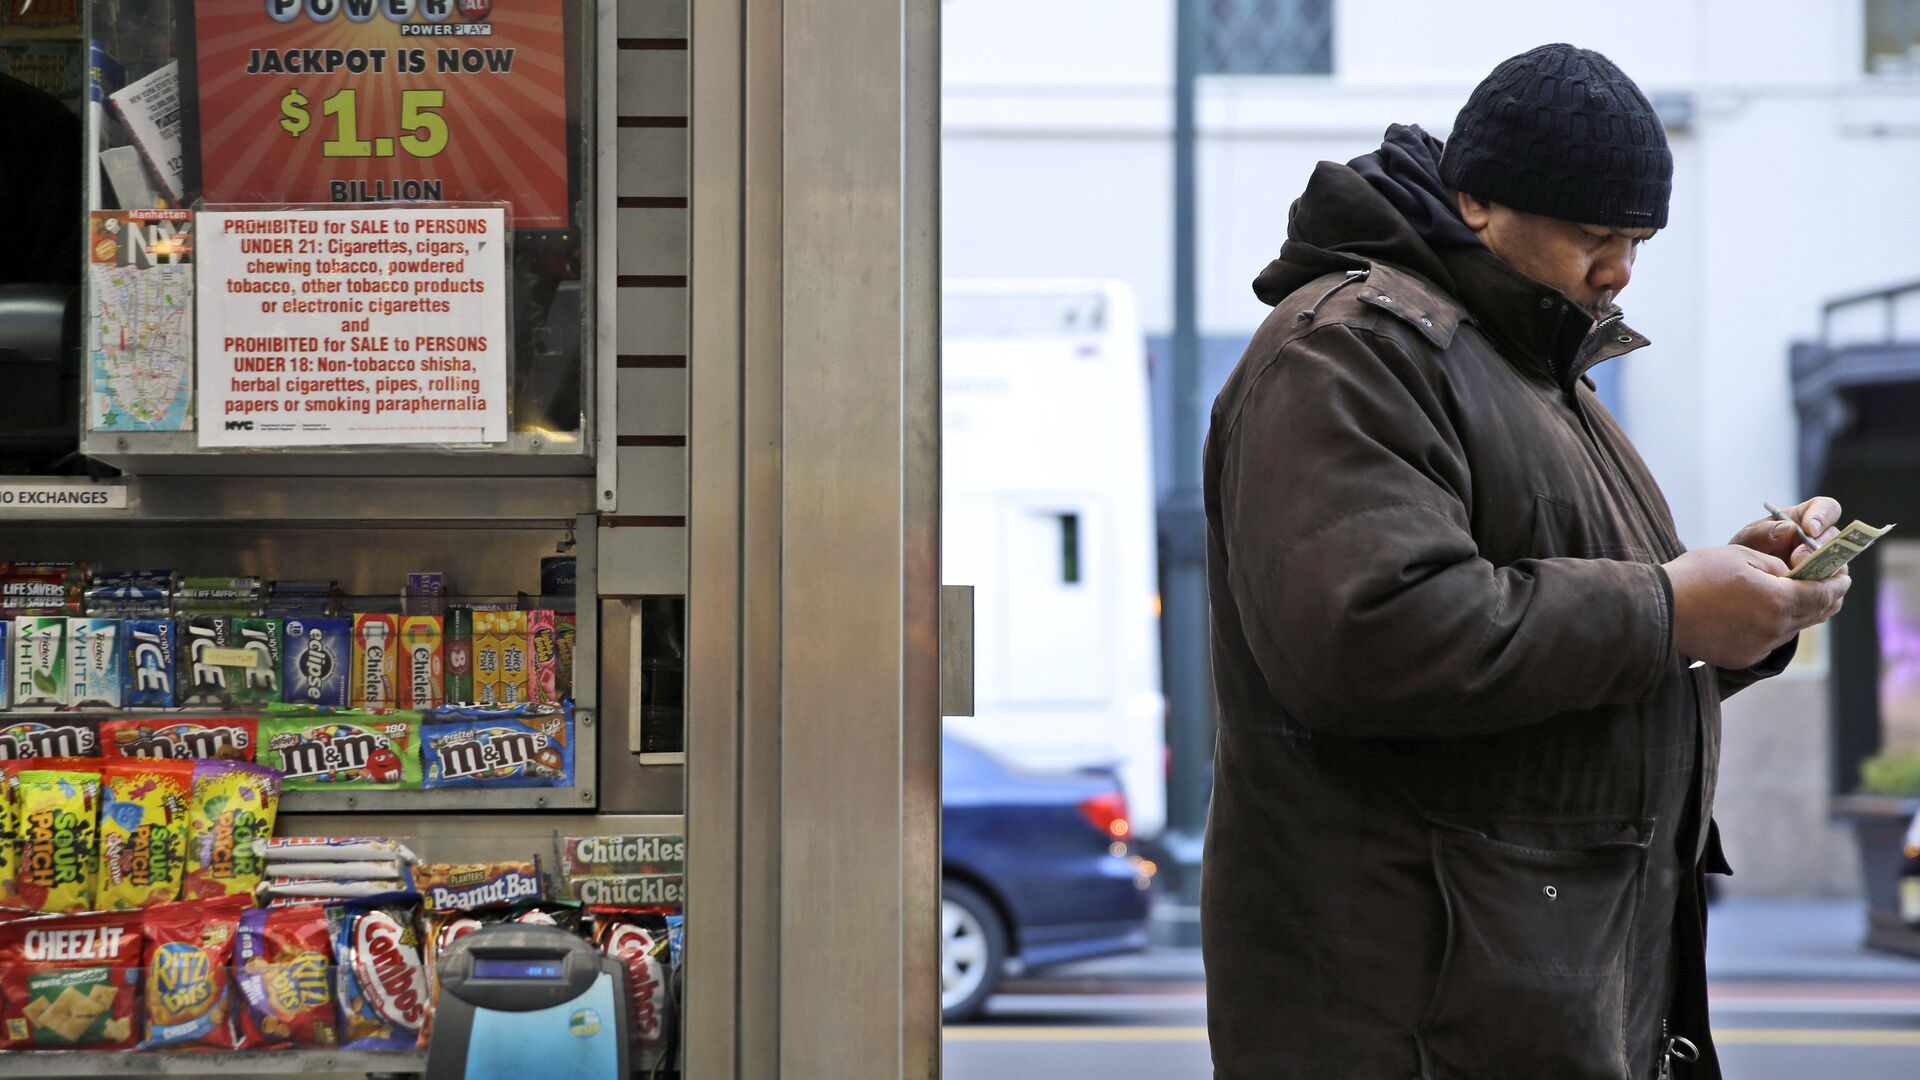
[1202,0,1332,76]
[1866,0,1920,75]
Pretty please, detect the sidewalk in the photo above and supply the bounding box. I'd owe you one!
[1023,897,1920,986]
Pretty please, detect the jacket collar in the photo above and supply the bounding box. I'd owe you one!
[1439,245,1651,391]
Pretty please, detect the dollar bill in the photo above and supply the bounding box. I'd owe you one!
[1787,520,1896,581]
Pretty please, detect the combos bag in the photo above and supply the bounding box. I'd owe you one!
[260,708,422,790]
[97,759,193,910]
[184,761,281,902]
[421,703,574,788]
[331,902,430,1050]
[15,767,100,913]
[140,895,250,1050]
[235,904,337,1048]
[0,910,143,1050]
[594,913,673,1048]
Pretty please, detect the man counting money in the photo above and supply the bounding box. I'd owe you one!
[1201,44,1851,1079]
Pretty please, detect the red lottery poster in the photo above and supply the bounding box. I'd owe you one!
[193,0,570,229]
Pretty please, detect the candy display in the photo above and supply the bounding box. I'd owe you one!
[397,616,444,711]
[13,616,68,707]
[421,703,572,788]
[139,895,250,1049]
[121,618,179,708]
[100,716,257,762]
[17,767,101,913]
[281,617,351,707]
[67,618,123,709]
[183,760,281,902]
[0,909,142,1049]
[352,614,399,710]
[331,903,429,1050]
[96,758,192,910]
[417,860,545,913]
[473,610,529,706]
[235,903,337,1048]
[261,709,421,790]
[0,718,100,761]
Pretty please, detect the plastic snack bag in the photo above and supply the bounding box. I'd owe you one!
[140,895,250,1049]
[0,909,143,1049]
[184,760,281,902]
[97,759,193,909]
[235,903,337,1048]
[16,768,100,913]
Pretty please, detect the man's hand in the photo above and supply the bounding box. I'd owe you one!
[1663,545,1850,669]
[1729,495,1843,573]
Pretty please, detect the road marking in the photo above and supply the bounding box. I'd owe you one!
[945,1027,1920,1047]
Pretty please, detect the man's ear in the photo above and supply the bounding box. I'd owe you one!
[1452,190,1491,232]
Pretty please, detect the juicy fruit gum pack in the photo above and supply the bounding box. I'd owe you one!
[236,904,337,1048]
[141,895,250,1049]
[473,610,528,706]
[398,616,444,710]
[185,760,281,902]
[422,704,573,788]
[0,910,143,1050]
[332,903,430,1050]
[101,716,257,762]
[97,758,193,909]
[283,617,351,707]
[16,768,99,913]
[261,708,422,790]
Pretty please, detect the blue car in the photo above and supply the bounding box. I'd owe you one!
[941,734,1154,1021]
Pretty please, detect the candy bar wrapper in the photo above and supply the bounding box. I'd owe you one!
[1,564,84,617]
[594,913,672,1046]
[283,617,351,707]
[353,614,399,710]
[66,618,123,708]
[420,905,505,1046]
[97,758,192,909]
[184,760,280,902]
[178,615,235,708]
[12,617,67,707]
[421,704,572,788]
[101,716,257,762]
[121,618,179,708]
[556,611,577,702]
[398,616,444,710]
[261,708,422,790]
[140,894,250,1049]
[444,607,474,704]
[508,901,589,934]
[256,836,420,865]
[230,617,283,706]
[0,717,101,761]
[417,860,546,912]
[526,610,560,705]
[472,610,528,706]
[87,570,173,615]
[405,573,447,617]
[561,834,686,878]
[236,903,337,1048]
[331,903,429,1050]
[265,861,407,881]
[566,873,685,909]
[17,768,100,912]
[258,869,417,903]
[0,909,143,1050]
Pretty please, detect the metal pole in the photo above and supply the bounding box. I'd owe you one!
[1159,0,1212,936]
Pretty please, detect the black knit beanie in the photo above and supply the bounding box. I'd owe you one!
[1440,43,1671,230]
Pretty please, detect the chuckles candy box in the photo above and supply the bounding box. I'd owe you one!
[260,707,422,790]
[421,703,572,788]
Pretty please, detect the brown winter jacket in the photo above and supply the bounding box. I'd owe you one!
[1201,126,1789,1079]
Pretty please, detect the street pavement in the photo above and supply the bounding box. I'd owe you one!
[944,897,1920,1078]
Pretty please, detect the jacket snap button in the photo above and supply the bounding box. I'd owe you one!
[1617,334,1632,343]
[1543,885,1558,901]
[1376,294,1392,303]
[1421,317,1433,327]
[1539,297,1553,309]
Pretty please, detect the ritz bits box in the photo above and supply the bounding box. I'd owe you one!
[353,614,399,709]
[473,611,528,706]
[398,616,444,710]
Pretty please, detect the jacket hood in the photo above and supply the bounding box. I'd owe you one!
[1252,124,1478,307]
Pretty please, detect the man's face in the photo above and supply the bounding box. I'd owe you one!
[1453,192,1655,320]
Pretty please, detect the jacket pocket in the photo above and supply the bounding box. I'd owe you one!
[1416,821,1650,1080]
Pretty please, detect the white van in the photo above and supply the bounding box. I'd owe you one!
[941,280,1167,837]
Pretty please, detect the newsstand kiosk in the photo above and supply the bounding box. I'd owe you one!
[0,0,940,1075]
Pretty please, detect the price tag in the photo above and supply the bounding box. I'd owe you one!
[192,0,570,228]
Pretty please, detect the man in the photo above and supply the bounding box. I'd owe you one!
[1200,44,1850,1079]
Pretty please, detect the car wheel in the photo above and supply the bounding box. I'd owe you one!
[941,879,1008,1023]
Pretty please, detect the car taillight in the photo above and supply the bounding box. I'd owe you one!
[1079,791,1131,840]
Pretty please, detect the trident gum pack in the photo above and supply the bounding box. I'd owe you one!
[282,617,351,707]
[353,615,399,710]
[0,910,143,1050]
[67,618,123,708]
[260,709,422,790]
[398,616,443,710]
[13,616,67,707]
[100,716,257,762]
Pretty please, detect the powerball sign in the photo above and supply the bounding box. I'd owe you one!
[193,0,570,229]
